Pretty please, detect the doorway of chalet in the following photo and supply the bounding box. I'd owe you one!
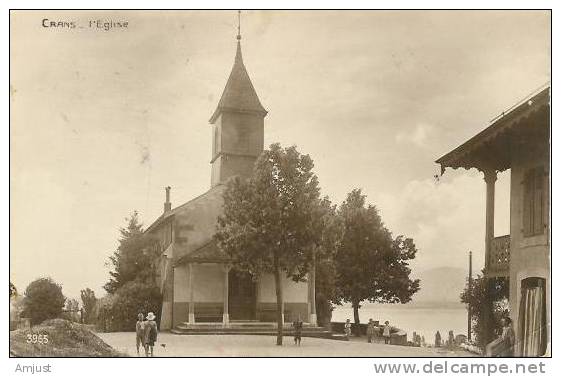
[228,270,257,320]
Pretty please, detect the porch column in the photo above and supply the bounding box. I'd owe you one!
[222,264,230,327]
[484,169,497,269]
[309,251,317,325]
[188,263,195,324]
[482,169,496,354]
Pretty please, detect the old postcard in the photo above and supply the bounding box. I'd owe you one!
[9,8,551,365]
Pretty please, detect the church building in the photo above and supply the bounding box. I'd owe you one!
[145,31,315,331]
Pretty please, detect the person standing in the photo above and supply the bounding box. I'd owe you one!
[383,321,391,344]
[144,312,158,357]
[366,319,375,343]
[344,319,352,340]
[435,331,442,347]
[293,316,303,346]
[135,313,145,355]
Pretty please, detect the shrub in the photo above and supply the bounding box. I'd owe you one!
[21,278,66,325]
[95,280,162,332]
[460,272,509,348]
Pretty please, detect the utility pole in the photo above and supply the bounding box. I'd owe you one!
[468,251,473,341]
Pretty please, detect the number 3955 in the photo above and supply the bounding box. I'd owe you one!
[26,333,49,344]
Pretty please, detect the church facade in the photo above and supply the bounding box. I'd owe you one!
[145,36,315,331]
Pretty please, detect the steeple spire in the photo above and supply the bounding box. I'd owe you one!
[208,12,267,124]
[208,11,267,187]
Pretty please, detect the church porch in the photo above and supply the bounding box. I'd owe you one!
[170,257,314,330]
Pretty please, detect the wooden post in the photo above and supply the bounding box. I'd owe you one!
[468,251,473,341]
[188,263,195,324]
[484,169,496,270]
[223,264,230,327]
[483,169,497,354]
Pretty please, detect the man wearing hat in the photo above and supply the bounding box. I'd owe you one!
[143,312,158,357]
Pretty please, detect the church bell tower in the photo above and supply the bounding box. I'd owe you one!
[209,22,267,187]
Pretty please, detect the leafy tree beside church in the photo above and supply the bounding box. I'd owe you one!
[216,143,324,345]
[100,211,162,331]
[334,189,420,329]
[104,211,160,294]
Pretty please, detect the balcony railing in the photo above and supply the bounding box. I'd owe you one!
[488,235,510,278]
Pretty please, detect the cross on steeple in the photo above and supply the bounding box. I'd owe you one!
[237,10,241,40]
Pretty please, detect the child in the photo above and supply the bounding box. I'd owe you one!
[366,319,375,343]
[144,312,158,357]
[293,316,303,346]
[344,319,352,340]
[383,321,391,344]
[135,313,145,355]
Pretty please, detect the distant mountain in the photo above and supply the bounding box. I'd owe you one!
[410,267,468,306]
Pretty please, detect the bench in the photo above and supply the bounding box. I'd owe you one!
[259,308,291,322]
[195,308,223,323]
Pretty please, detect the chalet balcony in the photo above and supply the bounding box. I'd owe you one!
[488,235,510,278]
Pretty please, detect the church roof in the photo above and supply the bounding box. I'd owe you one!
[209,41,267,123]
[144,184,225,234]
[175,240,229,265]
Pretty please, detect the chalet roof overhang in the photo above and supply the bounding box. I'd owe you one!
[436,87,550,175]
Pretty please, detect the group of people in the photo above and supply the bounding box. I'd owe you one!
[344,318,392,344]
[135,312,158,357]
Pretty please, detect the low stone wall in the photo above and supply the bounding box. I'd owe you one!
[330,321,407,346]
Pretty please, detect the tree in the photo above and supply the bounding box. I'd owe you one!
[334,189,420,329]
[460,271,509,348]
[308,198,344,326]
[65,298,80,312]
[96,281,162,332]
[21,277,66,325]
[216,143,322,345]
[102,211,162,331]
[315,257,339,326]
[80,288,97,324]
[104,211,159,294]
[10,282,17,298]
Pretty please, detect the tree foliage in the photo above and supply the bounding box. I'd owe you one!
[104,211,159,294]
[310,198,344,326]
[80,288,97,324]
[95,280,162,332]
[65,298,80,312]
[10,282,17,298]
[101,211,162,330]
[216,143,323,345]
[334,189,420,327]
[460,271,509,348]
[21,277,66,325]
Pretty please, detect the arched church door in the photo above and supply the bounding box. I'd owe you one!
[228,270,257,320]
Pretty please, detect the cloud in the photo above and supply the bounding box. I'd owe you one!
[375,170,510,275]
[395,123,434,148]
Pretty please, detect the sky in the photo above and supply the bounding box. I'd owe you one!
[10,10,550,300]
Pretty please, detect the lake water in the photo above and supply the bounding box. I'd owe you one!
[332,303,468,343]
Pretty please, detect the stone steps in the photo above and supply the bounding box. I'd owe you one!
[171,321,333,337]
